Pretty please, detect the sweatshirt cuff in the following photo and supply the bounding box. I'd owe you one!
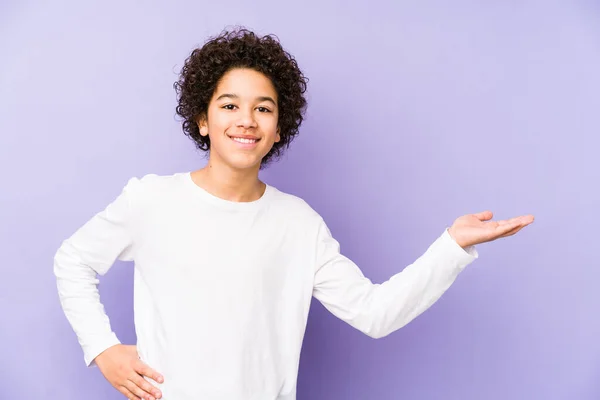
[438,228,479,267]
[84,333,121,367]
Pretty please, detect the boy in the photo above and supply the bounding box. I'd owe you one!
[54,28,534,400]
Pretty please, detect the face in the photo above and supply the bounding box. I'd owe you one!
[198,68,280,172]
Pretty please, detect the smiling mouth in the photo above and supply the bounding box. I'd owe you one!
[227,135,260,144]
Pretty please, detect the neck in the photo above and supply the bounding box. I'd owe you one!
[191,161,265,203]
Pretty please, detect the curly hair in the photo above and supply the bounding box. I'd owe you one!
[173,28,308,167]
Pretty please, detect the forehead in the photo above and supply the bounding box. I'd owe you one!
[213,68,277,100]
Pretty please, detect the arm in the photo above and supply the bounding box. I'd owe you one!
[312,219,477,339]
[53,177,138,366]
[55,177,165,400]
[312,210,533,339]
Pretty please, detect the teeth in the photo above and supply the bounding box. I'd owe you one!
[232,137,257,144]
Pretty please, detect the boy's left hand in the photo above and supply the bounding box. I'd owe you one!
[448,211,534,248]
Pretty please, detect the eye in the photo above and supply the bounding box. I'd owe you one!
[222,104,237,110]
[257,106,271,113]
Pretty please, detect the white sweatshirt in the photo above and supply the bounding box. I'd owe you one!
[54,172,478,400]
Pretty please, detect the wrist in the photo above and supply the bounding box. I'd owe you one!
[94,343,119,366]
[448,227,467,248]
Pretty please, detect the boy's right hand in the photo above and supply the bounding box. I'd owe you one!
[94,344,164,400]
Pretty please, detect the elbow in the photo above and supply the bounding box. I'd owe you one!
[364,330,386,340]
[53,241,68,277]
[353,315,395,339]
[361,320,413,339]
[53,246,62,277]
[340,299,392,339]
[53,240,86,279]
[353,307,413,339]
[361,324,393,339]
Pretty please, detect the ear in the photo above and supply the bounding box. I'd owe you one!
[275,127,281,143]
[196,114,208,136]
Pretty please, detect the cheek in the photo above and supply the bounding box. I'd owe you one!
[207,113,225,131]
[263,115,279,138]
[207,108,235,130]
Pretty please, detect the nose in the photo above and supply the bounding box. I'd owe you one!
[235,108,257,129]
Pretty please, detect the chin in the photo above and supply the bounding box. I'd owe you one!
[226,156,263,171]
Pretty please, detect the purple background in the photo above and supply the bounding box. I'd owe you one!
[1,1,600,399]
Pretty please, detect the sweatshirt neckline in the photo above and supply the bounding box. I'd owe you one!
[181,171,273,211]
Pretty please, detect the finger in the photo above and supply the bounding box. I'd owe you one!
[508,217,534,229]
[131,374,162,399]
[134,361,164,384]
[499,225,523,238]
[509,215,535,225]
[495,219,522,235]
[520,214,535,225]
[473,211,493,221]
[495,214,535,226]
[118,386,141,400]
[502,219,534,237]
[124,379,154,400]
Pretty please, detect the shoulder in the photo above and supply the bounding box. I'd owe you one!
[267,185,324,225]
[119,172,189,208]
[123,172,187,194]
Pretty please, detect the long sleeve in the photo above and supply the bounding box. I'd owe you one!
[53,177,139,366]
[312,219,478,339]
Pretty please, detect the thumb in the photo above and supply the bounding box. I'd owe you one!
[473,210,493,221]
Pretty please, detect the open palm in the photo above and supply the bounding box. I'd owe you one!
[448,211,534,248]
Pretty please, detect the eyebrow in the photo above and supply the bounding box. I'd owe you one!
[215,93,277,106]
